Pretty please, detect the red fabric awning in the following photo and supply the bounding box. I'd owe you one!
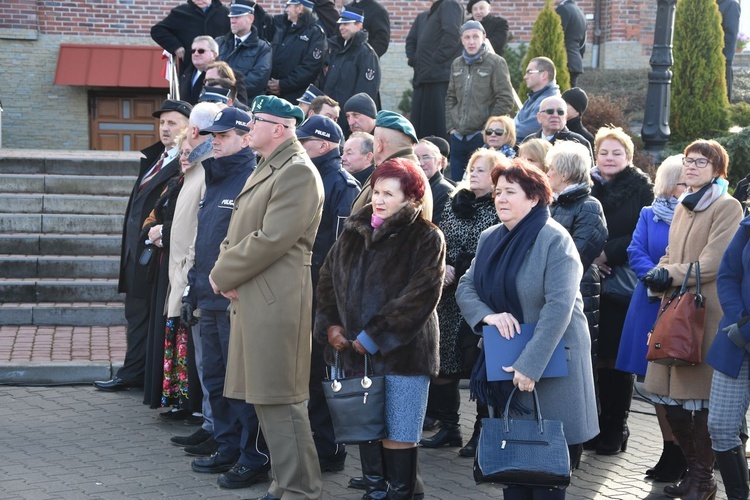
[54,44,169,88]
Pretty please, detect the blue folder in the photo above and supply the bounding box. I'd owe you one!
[482,323,568,381]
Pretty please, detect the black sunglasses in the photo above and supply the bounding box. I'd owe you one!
[191,48,208,54]
[541,109,565,116]
[485,128,505,136]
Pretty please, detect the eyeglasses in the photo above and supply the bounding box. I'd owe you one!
[541,109,565,116]
[418,155,436,162]
[525,69,543,75]
[250,113,289,128]
[180,150,193,158]
[191,48,208,54]
[485,128,505,136]
[682,157,712,168]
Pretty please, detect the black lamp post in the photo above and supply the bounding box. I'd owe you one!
[641,0,678,160]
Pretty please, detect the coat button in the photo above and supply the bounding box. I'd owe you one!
[233,310,236,315]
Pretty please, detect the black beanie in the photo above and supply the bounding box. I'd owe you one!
[561,87,589,115]
[344,93,377,119]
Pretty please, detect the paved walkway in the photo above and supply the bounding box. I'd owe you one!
[0,325,731,499]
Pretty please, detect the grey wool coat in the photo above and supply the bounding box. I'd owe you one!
[456,219,599,445]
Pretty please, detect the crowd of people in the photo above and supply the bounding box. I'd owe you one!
[90,0,750,499]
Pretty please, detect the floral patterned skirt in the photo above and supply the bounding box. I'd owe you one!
[162,317,189,407]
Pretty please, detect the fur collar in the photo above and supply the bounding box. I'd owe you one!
[347,202,423,248]
[591,165,651,207]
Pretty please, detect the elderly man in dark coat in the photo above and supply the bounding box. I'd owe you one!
[95,100,191,392]
[151,0,230,81]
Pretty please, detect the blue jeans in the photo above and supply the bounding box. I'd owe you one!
[449,133,485,182]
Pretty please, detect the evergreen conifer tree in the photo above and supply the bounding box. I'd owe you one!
[671,0,729,140]
[518,0,570,101]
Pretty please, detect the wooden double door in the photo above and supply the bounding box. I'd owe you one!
[89,92,166,151]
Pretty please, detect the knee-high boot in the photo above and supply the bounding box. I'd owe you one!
[349,441,387,498]
[384,447,418,500]
[716,445,750,500]
[419,380,462,448]
[664,406,697,498]
[682,410,717,500]
[596,369,632,455]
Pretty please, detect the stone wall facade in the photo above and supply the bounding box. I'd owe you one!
[0,0,658,150]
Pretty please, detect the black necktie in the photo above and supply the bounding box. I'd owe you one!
[235,37,241,49]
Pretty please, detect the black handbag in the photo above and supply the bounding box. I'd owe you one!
[601,264,638,305]
[322,352,386,444]
[474,387,571,488]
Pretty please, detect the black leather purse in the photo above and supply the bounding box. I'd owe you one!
[322,352,386,444]
[474,387,571,488]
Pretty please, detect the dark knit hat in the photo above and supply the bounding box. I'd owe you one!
[344,92,377,119]
[561,87,589,115]
[422,135,450,159]
[467,0,492,14]
[460,20,485,35]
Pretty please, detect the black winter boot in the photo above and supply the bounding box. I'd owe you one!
[715,445,749,500]
[349,441,387,499]
[419,380,462,448]
[596,369,633,455]
[648,440,687,482]
[459,402,488,457]
[383,447,418,500]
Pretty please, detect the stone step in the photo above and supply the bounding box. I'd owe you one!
[0,234,122,255]
[0,155,140,176]
[0,214,124,234]
[0,302,125,326]
[0,174,135,196]
[0,193,129,215]
[0,278,122,303]
[0,255,120,279]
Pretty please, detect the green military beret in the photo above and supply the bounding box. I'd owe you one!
[250,95,305,126]
[375,110,418,144]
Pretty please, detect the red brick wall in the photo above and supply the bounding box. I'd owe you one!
[0,0,38,30]
[2,0,656,48]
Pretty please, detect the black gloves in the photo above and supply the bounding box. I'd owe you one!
[180,302,197,327]
[642,267,673,293]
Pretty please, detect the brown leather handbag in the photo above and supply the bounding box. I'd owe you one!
[646,261,706,366]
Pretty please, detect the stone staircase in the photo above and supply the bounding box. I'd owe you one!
[0,150,141,326]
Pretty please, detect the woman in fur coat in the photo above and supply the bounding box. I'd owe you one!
[315,158,446,499]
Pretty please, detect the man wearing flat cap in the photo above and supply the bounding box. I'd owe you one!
[95,99,192,392]
[216,0,273,103]
[323,6,380,138]
[351,110,433,220]
[467,0,509,56]
[210,95,325,499]
[268,0,328,105]
[445,19,513,181]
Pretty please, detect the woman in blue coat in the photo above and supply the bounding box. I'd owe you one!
[707,215,750,500]
[615,154,686,481]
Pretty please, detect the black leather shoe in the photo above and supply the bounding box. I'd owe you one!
[93,377,129,392]
[348,476,367,490]
[319,451,347,472]
[191,451,237,473]
[159,409,188,421]
[171,428,212,446]
[217,462,270,489]
[185,413,204,426]
[185,437,219,457]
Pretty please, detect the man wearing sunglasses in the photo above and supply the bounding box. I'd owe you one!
[513,57,561,143]
[179,36,219,105]
[521,95,594,161]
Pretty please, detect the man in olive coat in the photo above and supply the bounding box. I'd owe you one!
[210,95,324,499]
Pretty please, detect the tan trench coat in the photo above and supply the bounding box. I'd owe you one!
[644,194,742,400]
[211,138,324,405]
[166,156,207,317]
